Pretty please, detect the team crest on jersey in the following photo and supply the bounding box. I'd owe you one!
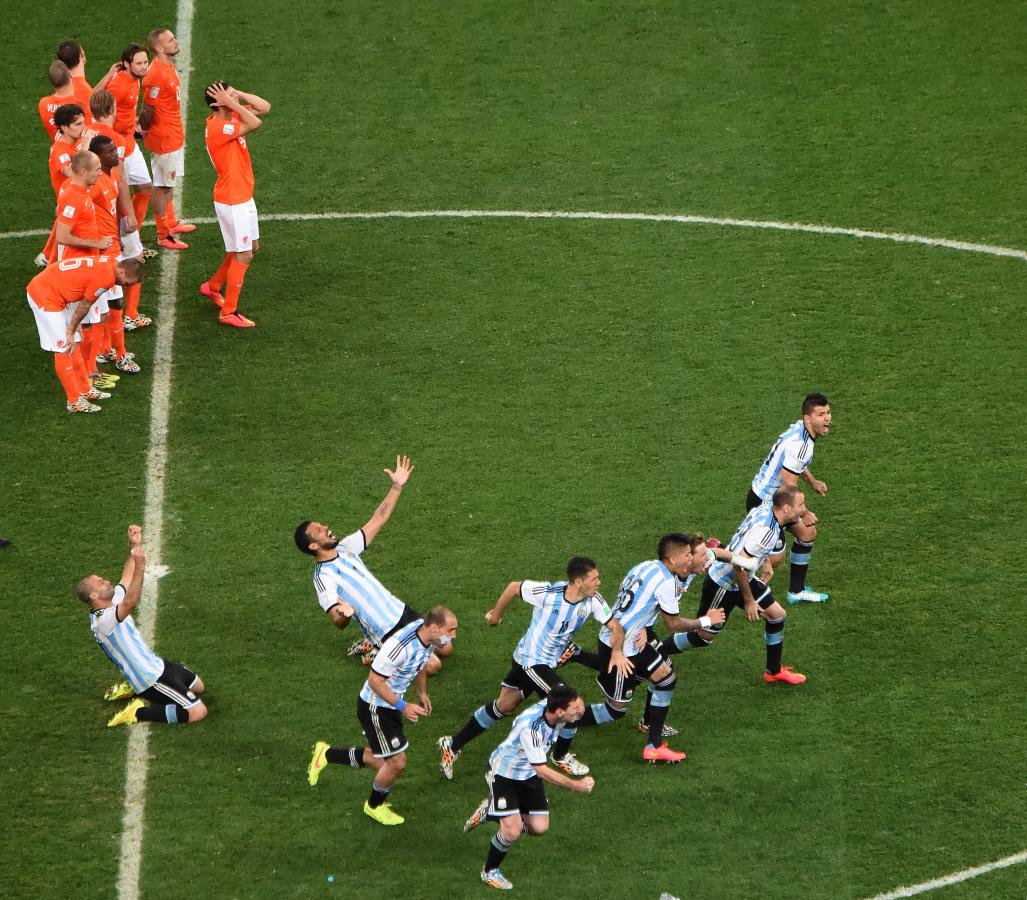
[60,153,71,164]
[242,236,250,245]
[223,124,235,135]
[62,205,76,218]
[149,87,160,98]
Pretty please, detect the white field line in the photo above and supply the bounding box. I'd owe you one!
[115,2,193,899]
[3,210,1027,262]
[865,849,1027,899]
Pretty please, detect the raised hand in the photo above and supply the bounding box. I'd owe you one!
[384,454,415,488]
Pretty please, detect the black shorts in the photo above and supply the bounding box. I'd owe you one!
[746,488,764,512]
[382,604,423,642]
[356,697,408,758]
[489,773,548,818]
[138,659,201,709]
[595,641,670,704]
[501,659,568,698]
[699,575,776,625]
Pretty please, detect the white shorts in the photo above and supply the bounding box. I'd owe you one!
[119,228,143,259]
[151,147,184,187]
[124,145,152,186]
[26,294,81,352]
[214,198,259,253]
[83,293,110,325]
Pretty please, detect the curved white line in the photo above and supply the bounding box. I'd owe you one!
[3,209,1026,262]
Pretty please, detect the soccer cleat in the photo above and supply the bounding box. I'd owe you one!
[96,349,119,364]
[107,698,144,727]
[157,236,188,250]
[363,801,404,826]
[91,374,119,390]
[481,869,514,890]
[556,640,581,668]
[67,398,101,414]
[437,735,459,780]
[637,718,680,738]
[463,796,489,832]
[116,355,142,374]
[169,221,196,234]
[787,587,829,604]
[103,681,134,701]
[763,666,807,685]
[308,740,329,786]
[84,387,111,401]
[141,247,158,259]
[550,752,589,776]
[34,251,49,268]
[643,742,687,764]
[133,314,152,328]
[219,312,256,328]
[347,638,376,657]
[199,281,225,308]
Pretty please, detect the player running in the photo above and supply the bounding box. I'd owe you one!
[78,524,208,726]
[748,393,833,603]
[199,81,271,328]
[462,685,593,891]
[307,607,458,826]
[438,557,628,780]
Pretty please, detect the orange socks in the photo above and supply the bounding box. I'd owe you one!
[125,283,142,319]
[71,342,91,394]
[209,254,233,291]
[166,199,178,226]
[132,190,151,230]
[109,307,127,357]
[42,223,58,263]
[154,209,170,241]
[221,259,249,317]
[54,353,80,403]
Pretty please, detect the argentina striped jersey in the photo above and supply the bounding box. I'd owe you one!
[751,419,816,500]
[312,529,405,643]
[708,500,786,588]
[599,560,683,657]
[359,618,432,709]
[89,585,164,692]
[489,699,565,781]
[513,580,613,668]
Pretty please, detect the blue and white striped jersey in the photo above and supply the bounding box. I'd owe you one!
[513,580,613,668]
[599,560,683,657]
[89,585,165,692]
[359,618,432,709]
[708,500,786,589]
[489,699,565,781]
[312,529,406,643]
[751,419,816,500]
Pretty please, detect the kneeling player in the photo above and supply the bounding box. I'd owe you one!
[463,685,593,891]
[78,525,208,726]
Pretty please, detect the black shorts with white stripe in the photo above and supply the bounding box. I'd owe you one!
[489,773,549,818]
[745,488,764,512]
[138,659,200,709]
[698,575,776,625]
[382,603,422,642]
[500,660,568,699]
[595,641,668,704]
[356,697,408,759]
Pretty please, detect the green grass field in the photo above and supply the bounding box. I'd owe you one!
[2,2,1025,898]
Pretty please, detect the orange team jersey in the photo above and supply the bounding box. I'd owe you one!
[56,181,100,259]
[38,93,80,141]
[91,122,128,165]
[48,137,78,196]
[107,69,140,153]
[90,171,121,245]
[27,255,117,312]
[72,75,92,109]
[142,59,183,154]
[205,113,254,205]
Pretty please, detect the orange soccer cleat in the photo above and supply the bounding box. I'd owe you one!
[199,281,225,308]
[169,221,196,235]
[763,666,806,685]
[219,312,255,329]
[642,742,686,765]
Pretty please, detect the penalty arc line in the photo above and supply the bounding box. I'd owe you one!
[115,1,193,899]
[864,848,1027,899]
[2,209,1026,262]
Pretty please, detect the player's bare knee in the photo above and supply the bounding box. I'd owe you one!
[390,752,407,774]
[499,816,523,842]
[526,818,549,836]
[191,677,205,694]
[187,702,207,723]
[234,250,253,265]
[426,654,442,676]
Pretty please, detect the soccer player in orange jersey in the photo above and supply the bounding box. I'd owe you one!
[200,81,271,328]
[38,61,76,141]
[140,28,193,249]
[26,255,141,413]
[57,40,92,109]
[38,104,87,268]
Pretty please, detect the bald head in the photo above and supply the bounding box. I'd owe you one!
[70,150,99,174]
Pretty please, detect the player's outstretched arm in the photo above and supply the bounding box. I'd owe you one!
[662,607,726,634]
[117,527,146,622]
[533,763,594,793]
[361,455,414,546]
[484,581,522,626]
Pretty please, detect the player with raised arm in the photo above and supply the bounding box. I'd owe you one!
[695,484,811,684]
[200,81,272,328]
[462,684,593,891]
[295,455,453,674]
[307,606,458,826]
[438,557,627,781]
[748,393,833,604]
[78,524,208,726]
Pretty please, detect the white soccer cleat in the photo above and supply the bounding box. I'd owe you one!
[550,752,589,776]
[34,252,48,268]
[437,735,459,779]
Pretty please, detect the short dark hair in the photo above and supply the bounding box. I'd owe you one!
[48,60,71,88]
[566,556,597,581]
[294,521,315,554]
[545,684,580,713]
[204,81,232,108]
[54,103,84,130]
[802,393,830,415]
[657,532,691,561]
[74,577,93,603]
[773,485,801,509]
[122,43,147,65]
[423,605,452,627]
[88,135,115,156]
[56,40,83,68]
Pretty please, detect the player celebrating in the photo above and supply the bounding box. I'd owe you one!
[437,557,628,780]
[200,81,271,328]
[462,685,593,891]
[78,524,208,726]
[748,393,833,603]
[140,28,193,249]
[307,607,458,826]
[697,485,811,684]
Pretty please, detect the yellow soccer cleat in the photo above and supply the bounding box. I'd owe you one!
[363,801,404,826]
[104,681,134,702]
[308,741,329,786]
[107,698,144,728]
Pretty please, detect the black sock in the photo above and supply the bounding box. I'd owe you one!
[367,782,390,808]
[570,648,602,671]
[646,704,670,746]
[485,832,513,871]
[640,690,656,728]
[326,747,366,768]
[452,701,504,752]
[765,618,785,674]
[136,703,187,724]
[789,539,815,593]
